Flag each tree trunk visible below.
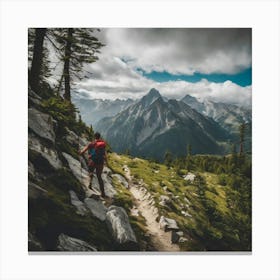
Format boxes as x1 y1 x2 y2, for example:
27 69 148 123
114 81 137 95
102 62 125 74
29 28 47 93
63 28 74 101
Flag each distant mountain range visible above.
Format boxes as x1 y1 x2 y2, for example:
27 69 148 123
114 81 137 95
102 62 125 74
180 94 251 134
72 92 134 125
73 89 251 160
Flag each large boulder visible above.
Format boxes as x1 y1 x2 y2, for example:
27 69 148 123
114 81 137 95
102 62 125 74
28 108 55 144
84 198 108 221
106 206 137 248
69 190 88 216
28 182 48 199
29 134 62 170
159 216 179 231
57 233 97 251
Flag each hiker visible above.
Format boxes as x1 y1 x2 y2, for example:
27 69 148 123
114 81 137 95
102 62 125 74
79 132 107 198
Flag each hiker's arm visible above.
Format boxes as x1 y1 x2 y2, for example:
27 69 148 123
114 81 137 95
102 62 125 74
79 145 89 155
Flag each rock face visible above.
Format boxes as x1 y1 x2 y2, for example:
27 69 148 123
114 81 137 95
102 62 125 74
28 182 48 199
159 216 179 231
106 206 137 248
84 198 108 221
69 190 88 216
57 233 97 251
28 108 56 144
65 127 88 148
62 152 89 186
29 134 62 170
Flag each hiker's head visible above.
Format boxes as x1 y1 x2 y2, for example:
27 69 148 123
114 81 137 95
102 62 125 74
94 132 101 140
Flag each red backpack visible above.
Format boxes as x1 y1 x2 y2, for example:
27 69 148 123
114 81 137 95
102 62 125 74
88 140 106 164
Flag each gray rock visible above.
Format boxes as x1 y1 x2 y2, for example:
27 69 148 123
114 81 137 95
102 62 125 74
159 216 179 231
28 161 35 177
69 190 88 216
29 135 62 170
28 108 55 143
183 172 196 182
179 237 188 243
28 232 43 251
28 88 42 106
65 128 88 148
159 195 171 207
84 197 108 221
90 174 116 198
62 152 89 187
181 210 192 217
171 231 184 243
28 182 48 199
57 233 97 251
103 166 112 176
112 174 129 188
106 205 137 245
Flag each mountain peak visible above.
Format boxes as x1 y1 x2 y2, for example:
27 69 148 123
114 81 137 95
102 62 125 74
147 88 161 97
140 88 162 108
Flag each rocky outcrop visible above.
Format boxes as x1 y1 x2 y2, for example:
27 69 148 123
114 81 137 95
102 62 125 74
28 108 55 144
29 134 62 170
28 182 48 199
106 205 137 247
62 152 89 187
69 190 88 216
84 198 108 221
159 216 179 231
57 233 97 251
65 127 88 148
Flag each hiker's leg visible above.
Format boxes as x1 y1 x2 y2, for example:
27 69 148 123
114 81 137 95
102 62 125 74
96 164 105 197
88 165 94 188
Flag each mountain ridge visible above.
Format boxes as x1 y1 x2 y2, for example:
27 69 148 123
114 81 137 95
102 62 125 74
95 89 230 160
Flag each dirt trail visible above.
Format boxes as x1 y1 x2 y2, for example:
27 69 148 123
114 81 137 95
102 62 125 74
123 165 180 252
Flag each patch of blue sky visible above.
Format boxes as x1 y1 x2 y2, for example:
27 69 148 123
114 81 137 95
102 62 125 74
139 67 252 87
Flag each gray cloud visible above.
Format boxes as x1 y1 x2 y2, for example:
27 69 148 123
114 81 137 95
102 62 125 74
73 28 251 106
97 28 251 75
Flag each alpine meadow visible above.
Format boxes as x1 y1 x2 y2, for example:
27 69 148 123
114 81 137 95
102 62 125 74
28 28 252 252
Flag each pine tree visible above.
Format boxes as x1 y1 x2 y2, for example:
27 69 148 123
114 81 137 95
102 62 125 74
29 28 47 92
164 151 172 168
50 28 104 101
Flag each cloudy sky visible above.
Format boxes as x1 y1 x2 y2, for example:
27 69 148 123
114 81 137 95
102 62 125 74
74 28 252 107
